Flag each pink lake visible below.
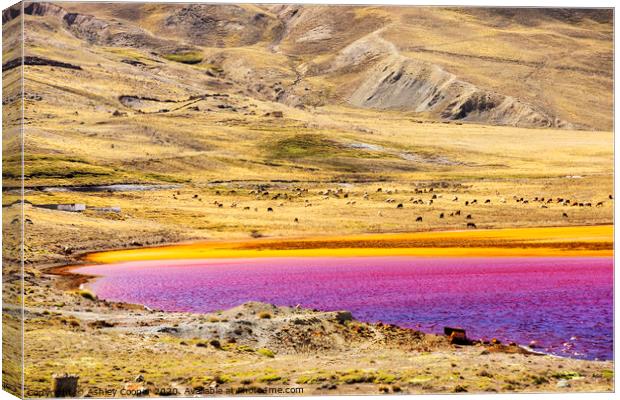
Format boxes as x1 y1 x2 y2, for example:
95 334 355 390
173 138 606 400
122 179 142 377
76 256 613 360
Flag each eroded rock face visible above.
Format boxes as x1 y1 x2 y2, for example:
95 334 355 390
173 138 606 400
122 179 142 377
3 2 66 22
7 1 195 52
341 33 570 128
6 2 108 40
160 5 282 47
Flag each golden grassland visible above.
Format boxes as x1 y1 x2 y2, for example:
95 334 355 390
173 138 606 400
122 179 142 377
14 88 614 186
12 172 613 269
6 8 612 190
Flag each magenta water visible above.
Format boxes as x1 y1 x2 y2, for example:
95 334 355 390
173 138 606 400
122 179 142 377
77 256 613 360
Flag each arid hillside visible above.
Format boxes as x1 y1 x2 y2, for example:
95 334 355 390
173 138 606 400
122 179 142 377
0 2 614 268
0 3 614 190
53 5 613 130
4 4 614 131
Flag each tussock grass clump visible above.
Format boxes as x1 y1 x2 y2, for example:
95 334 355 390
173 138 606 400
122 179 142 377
531 375 549 385
258 374 281 383
407 375 433 386
257 348 275 358
296 375 327 385
258 311 272 319
59 317 81 328
78 289 97 301
339 369 376 384
162 52 203 64
375 372 397 384
214 374 232 384
237 345 255 353
552 371 580 380
601 370 614 379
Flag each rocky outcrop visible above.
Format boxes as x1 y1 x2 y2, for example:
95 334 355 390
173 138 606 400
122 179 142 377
159 5 283 47
3 2 65 24
340 32 571 128
5 2 194 53
133 302 446 354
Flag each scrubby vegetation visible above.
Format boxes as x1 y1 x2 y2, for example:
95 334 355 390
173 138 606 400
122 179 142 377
257 348 275 358
77 289 97 301
258 312 272 319
162 52 204 64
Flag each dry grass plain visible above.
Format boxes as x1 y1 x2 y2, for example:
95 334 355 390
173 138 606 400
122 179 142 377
15 125 613 244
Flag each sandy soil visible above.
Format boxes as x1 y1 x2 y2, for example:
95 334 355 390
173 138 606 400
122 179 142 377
18 298 615 397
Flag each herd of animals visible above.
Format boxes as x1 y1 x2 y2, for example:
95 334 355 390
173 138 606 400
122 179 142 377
169 185 613 230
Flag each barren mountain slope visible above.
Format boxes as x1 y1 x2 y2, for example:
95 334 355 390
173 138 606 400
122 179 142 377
9 3 612 130
378 7 613 129
0 3 613 189
266 5 613 129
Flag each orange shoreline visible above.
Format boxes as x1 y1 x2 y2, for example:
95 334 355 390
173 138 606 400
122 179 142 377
86 225 614 264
